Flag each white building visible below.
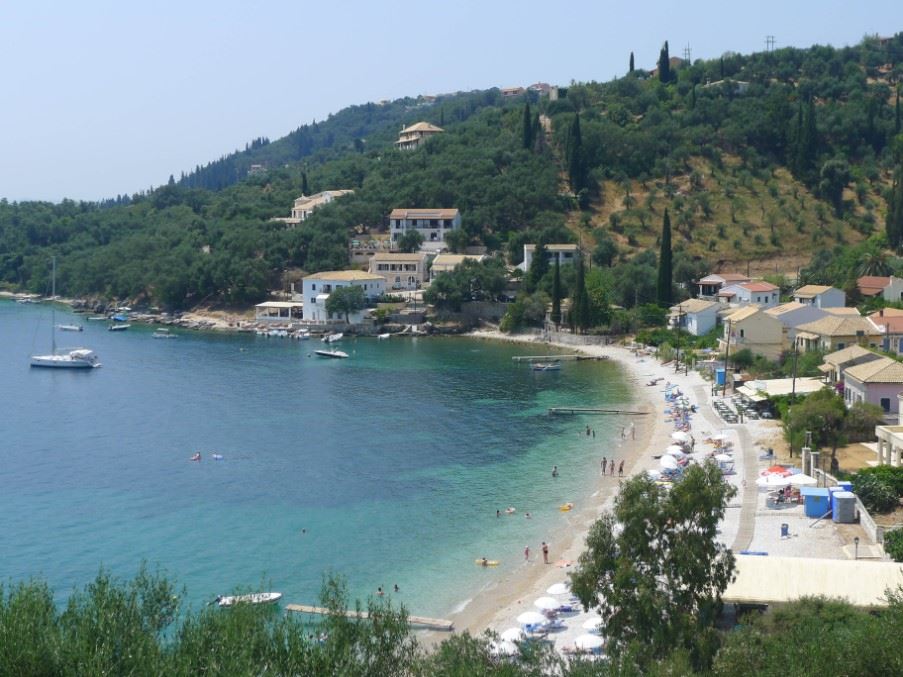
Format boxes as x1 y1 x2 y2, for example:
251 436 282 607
301 270 385 323
857 276 903 302
519 244 580 272
792 285 846 309
272 190 354 226
697 273 750 299
368 252 429 290
764 302 828 347
668 298 720 336
389 208 461 248
430 253 487 279
717 281 779 308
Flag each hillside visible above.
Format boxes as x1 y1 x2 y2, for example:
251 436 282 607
1 33 903 311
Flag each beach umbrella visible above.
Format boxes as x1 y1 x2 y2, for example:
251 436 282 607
660 455 679 470
664 445 686 456
645 469 663 480
546 582 570 596
500 627 526 642
489 640 519 657
574 634 605 650
714 453 733 462
671 431 690 443
788 473 817 487
517 611 547 626
762 465 791 477
582 616 603 631
534 596 559 611
756 474 789 488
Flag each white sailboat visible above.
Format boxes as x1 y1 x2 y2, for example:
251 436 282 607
30 258 101 369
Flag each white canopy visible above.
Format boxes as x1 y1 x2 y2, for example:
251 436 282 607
500 627 526 642
671 431 690 442
489 640 519 656
788 473 817 487
534 596 559 611
714 453 733 462
646 469 663 480
664 445 686 456
756 474 790 488
660 455 679 470
574 634 605 650
581 616 603 631
546 582 570 596
516 611 548 625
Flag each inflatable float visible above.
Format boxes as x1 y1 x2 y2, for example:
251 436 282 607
475 559 500 567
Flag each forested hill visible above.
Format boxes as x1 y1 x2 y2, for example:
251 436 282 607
1 33 903 311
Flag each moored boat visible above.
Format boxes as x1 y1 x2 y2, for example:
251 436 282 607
315 349 349 359
152 328 176 339
532 362 561 371
216 592 282 607
322 332 343 343
57 324 83 332
108 323 131 332
377 333 391 340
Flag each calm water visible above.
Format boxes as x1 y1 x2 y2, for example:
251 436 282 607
0 301 632 617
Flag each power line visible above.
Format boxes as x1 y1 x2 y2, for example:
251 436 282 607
683 44 692 62
765 35 775 52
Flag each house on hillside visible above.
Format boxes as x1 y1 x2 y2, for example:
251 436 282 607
765 302 828 348
272 190 354 226
389 208 461 251
518 244 580 272
668 298 719 337
368 252 429 291
394 122 444 151
843 356 903 417
302 270 385 323
820 345 883 385
501 86 526 98
719 306 783 361
857 275 903 302
868 308 903 354
430 253 487 279
717 281 780 308
794 315 881 353
792 285 845 309
697 273 750 299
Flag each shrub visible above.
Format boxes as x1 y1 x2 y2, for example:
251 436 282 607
853 466 903 497
853 474 898 514
885 529 903 562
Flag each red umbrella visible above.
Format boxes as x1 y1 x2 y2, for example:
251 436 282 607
761 465 792 477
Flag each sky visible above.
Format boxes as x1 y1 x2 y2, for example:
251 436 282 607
1 1 901 202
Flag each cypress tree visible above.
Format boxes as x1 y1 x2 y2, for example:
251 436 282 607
720 56 725 79
551 259 562 328
896 90 900 135
440 108 445 127
690 85 696 110
527 242 549 293
657 209 673 306
888 170 903 251
658 41 671 83
572 256 590 333
523 103 533 150
301 171 310 196
568 113 586 193
629 52 635 73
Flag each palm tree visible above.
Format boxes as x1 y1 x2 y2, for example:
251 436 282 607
857 249 893 277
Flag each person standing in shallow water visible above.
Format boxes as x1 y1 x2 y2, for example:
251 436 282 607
602 457 607 474
541 541 549 563
552 465 559 477
618 460 624 477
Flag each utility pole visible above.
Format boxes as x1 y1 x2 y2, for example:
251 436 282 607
722 319 732 397
683 44 692 63
766 35 775 52
674 305 682 373
788 340 799 456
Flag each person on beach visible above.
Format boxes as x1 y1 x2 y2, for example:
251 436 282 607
552 465 559 477
610 463 615 476
602 457 607 474
541 542 549 564
618 460 624 477
524 545 530 560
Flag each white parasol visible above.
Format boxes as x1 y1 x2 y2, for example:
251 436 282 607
489 640 519 657
546 582 570 596
646 469 663 480
534 596 559 611
671 431 690 443
574 634 605 650
660 455 679 470
581 616 603 631
516 610 548 626
500 627 526 642
788 473 817 487
756 474 789 488
714 453 733 462
664 445 686 456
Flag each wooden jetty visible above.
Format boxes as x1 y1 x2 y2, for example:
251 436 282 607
285 604 454 631
512 355 608 363
548 407 648 416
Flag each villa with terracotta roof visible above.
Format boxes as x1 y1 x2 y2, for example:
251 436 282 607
843 355 903 417
857 275 903 301
794 315 882 353
719 306 783 360
717 281 780 308
272 190 354 226
868 308 903 355
389 208 461 252
430 253 487 278
792 285 845 309
368 252 429 291
301 270 385 323
697 273 750 298
394 122 444 150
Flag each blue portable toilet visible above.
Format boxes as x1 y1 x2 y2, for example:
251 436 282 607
838 481 853 493
715 368 726 386
829 486 845 514
801 487 831 518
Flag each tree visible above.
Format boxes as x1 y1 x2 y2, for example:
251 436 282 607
896 89 901 136
888 168 903 251
398 229 424 253
629 51 635 73
567 113 588 194
570 463 736 670
325 285 366 323
550 259 562 328
522 103 533 150
656 209 672 306
658 41 671 83
784 389 848 464
525 242 549 293
571 256 591 333
301 171 310 195
818 159 851 216
592 230 619 267
857 248 893 277
444 228 469 254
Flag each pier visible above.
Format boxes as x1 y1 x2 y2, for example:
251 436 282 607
511 355 608 363
285 604 454 631
548 407 648 416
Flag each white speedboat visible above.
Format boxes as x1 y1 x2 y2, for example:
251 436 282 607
377 333 391 340
322 332 343 343
532 362 561 371
57 324 83 332
152 328 176 339
315 349 349 359
216 592 282 607
30 258 101 369
108 323 131 332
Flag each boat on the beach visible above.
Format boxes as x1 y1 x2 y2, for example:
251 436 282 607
216 591 282 607
30 258 101 370
322 332 343 343
315 349 349 359
57 324 83 332
108 323 131 332
152 328 176 339
532 362 561 372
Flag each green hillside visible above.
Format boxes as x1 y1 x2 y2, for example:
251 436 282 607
1 34 903 310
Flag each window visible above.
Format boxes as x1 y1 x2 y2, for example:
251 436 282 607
739 329 745 338
881 398 891 413
837 342 845 349
311 284 316 290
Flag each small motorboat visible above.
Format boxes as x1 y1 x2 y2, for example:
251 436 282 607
57 324 83 332
315 349 349 359
152 328 176 339
111 314 129 322
377 333 391 340
294 330 311 340
216 592 282 607
532 362 561 371
322 332 343 343
108 323 131 332
86 315 107 321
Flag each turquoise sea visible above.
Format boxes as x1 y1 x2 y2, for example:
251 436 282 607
0 301 631 618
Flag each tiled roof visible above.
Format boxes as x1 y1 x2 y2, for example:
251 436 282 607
796 315 879 337
389 208 459 219
400 122 444 134
845 356 903 384
793 284 834 297
765 302 807 316
858 276 892 296
369 252 427 262
670 298 719 314
304 270 385 282
725 306 762 323
699 272 749 284
432 254 485 267
739 281 779 292
823 307 862 316
822 345 878 364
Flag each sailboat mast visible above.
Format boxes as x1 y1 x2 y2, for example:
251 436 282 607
51 256 56 354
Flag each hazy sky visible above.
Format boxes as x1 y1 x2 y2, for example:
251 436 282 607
1 1 901 202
